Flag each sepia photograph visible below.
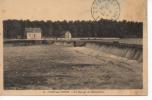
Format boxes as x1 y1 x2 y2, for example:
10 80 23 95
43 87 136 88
0 0 147 95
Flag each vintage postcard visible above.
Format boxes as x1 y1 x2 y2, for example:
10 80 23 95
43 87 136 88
0 0 147 95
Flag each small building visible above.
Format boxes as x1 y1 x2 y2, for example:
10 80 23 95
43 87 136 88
25 28 42 40
64 31 72 39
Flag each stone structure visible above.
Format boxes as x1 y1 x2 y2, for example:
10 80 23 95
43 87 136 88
25 28 42 40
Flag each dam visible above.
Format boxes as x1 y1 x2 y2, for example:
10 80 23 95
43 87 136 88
4 39 143 89
4 39 143 62
2 1 145 91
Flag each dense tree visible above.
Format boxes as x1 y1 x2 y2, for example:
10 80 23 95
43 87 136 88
3 19 143 39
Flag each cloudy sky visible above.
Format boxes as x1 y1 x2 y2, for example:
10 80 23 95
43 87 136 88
0 0 146 22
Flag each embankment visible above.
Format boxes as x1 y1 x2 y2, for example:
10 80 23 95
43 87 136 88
4 39 143 62
84 42 142 62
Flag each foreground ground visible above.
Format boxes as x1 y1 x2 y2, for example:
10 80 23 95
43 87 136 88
4 44 143 89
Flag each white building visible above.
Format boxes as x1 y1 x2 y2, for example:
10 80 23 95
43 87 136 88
25 28 42 40
64 31 72 39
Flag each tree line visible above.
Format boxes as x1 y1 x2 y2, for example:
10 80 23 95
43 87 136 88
3 19 143 39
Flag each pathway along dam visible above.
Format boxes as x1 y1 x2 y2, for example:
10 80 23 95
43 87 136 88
4 39 143 89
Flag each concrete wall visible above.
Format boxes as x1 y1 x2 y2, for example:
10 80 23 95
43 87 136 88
84 42 143 62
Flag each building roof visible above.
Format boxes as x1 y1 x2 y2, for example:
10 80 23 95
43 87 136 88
25 28 42 33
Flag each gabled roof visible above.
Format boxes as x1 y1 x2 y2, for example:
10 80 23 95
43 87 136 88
25 28 42 33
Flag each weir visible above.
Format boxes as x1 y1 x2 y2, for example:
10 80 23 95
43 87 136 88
4 39 143 62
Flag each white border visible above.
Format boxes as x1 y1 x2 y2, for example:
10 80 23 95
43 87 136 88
0 0 150 98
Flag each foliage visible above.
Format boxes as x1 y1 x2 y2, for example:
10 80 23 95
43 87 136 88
3 19 143 39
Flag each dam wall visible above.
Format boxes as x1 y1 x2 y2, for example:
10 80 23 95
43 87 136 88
84 42 142 62
4 39 143 62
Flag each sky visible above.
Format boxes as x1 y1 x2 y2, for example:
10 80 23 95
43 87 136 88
0 0 146 22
